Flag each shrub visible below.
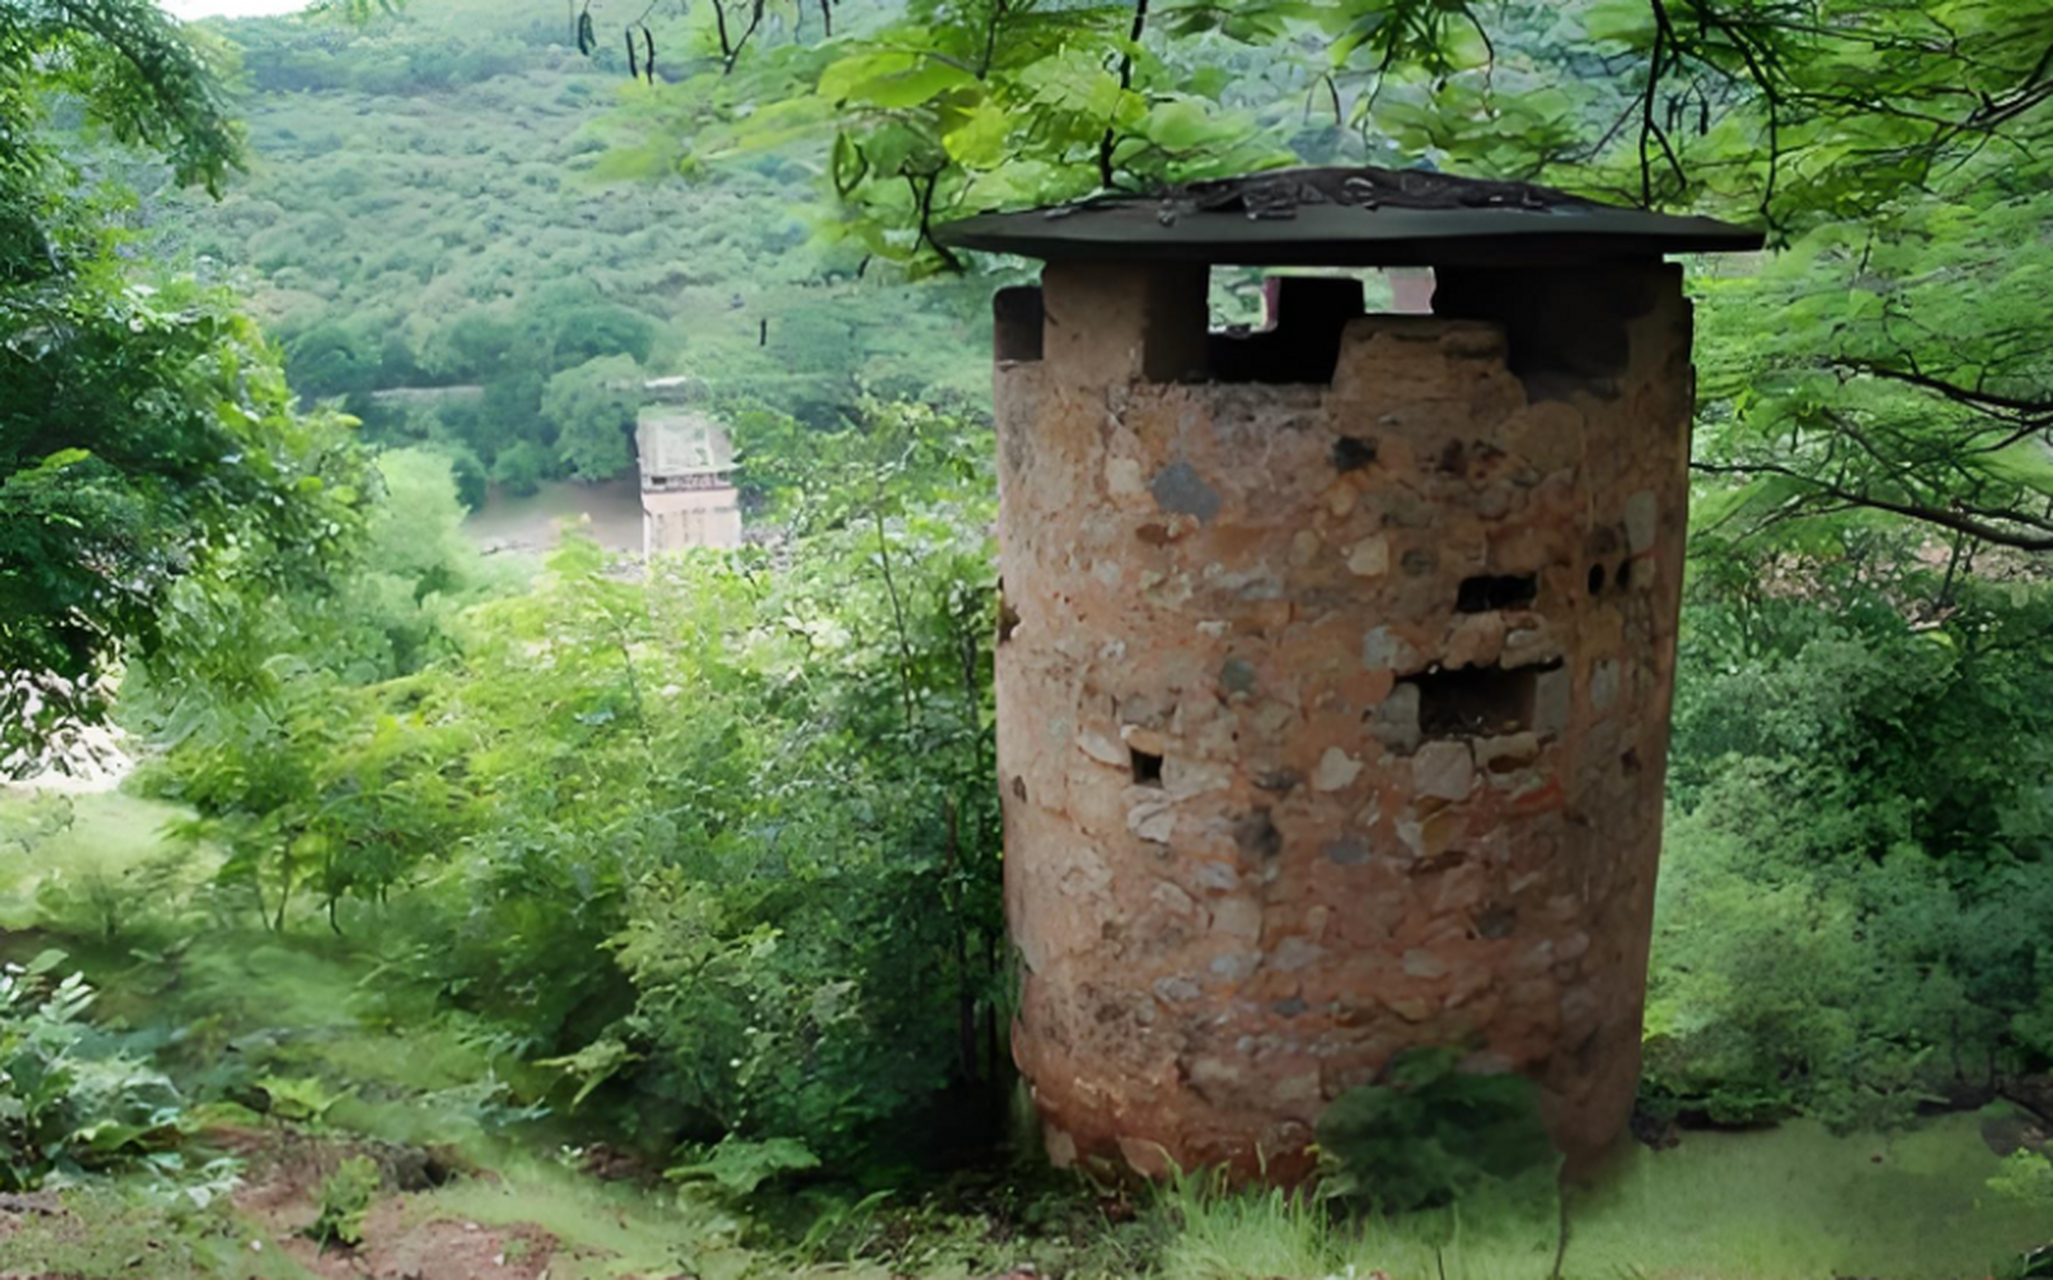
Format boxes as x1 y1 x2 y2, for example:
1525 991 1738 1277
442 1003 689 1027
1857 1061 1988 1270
489 440 554 496
1314 1046 1557 1212
307 1154 382 1249
1650 589 2053 1130
0 954 188 1190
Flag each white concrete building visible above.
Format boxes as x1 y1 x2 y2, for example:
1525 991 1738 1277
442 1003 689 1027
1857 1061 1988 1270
636 381 741 555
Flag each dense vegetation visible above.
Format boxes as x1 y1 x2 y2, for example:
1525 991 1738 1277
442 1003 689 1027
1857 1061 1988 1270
121 410 1005 1172
1 0 367 769
3 0 2051 1275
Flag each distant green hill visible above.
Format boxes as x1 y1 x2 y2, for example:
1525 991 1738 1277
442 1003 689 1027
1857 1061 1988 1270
147 0 994 496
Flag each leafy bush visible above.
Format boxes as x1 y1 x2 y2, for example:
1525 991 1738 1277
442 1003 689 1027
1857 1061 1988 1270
489 440 555 496
1313 1047 1557 1212
142 402 1005 1172
1987 1149 2053 1206
258 1075 352 1127
542 355 641 481
1649 579 2053 1129
0 954 188 1190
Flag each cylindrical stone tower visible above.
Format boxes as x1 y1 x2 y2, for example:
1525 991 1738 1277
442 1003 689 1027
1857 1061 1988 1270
944 168 1761 1181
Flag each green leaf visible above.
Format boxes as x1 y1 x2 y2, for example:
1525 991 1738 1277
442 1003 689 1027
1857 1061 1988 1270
667 1135 821 1195
942 99 1010 167
819 51 975 109
1141 99 1217 151
830 131 869 196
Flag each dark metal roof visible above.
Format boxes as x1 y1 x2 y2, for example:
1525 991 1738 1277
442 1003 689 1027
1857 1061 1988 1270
938 167 1763 266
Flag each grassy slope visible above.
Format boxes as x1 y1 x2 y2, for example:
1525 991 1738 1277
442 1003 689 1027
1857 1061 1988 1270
2 788 2045 1279
0 788 721 1279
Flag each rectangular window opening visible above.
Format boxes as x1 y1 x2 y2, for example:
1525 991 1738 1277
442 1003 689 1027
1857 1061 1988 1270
993 286 1045 363
1405 664 1549 738
1131 748 1164 787
1456 574 1538 613
1201 271 1368 386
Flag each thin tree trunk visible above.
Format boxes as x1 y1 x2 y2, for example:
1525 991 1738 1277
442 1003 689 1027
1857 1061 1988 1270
273 857 293 933
871 498 919 733
945 797 977 1081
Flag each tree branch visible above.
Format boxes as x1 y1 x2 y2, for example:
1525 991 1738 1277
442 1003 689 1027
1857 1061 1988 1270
1834 359 2053 416
1691 460 2053 551
1098 0 1149 190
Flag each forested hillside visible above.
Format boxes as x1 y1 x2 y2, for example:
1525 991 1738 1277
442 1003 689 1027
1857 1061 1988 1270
146 0 995 496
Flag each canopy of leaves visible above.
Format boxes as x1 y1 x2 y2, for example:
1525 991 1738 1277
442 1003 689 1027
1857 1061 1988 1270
2 0 368 773
544 354 644 481
589 0 2053 556
0 0 242 195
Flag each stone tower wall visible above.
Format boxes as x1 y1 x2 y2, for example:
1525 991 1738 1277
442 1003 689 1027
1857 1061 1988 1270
993 258 1693 1180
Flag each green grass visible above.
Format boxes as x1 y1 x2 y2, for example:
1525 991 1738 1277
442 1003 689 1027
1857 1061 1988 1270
406 1152 759 1280
1156 1115 2049 1280
0 785 553 1157
0 1182 321 1280
0 787 203 931
1562 1116 2047 1278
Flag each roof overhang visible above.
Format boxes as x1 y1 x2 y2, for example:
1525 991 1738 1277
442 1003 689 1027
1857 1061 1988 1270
938 167 1764 267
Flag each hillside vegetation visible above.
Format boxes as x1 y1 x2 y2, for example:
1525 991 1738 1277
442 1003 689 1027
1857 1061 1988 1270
148 0 995 496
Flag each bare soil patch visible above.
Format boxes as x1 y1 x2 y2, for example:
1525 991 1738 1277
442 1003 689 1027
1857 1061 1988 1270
217 1128 563 1280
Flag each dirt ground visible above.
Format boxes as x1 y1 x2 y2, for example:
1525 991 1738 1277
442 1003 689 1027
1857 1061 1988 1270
219 1129 582 1280
0 1129 684 1280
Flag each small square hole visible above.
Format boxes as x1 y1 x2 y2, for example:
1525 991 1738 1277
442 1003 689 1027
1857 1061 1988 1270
1131 748 1164 787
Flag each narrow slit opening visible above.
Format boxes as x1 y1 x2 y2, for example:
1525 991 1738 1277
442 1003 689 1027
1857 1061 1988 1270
993 286 1045 363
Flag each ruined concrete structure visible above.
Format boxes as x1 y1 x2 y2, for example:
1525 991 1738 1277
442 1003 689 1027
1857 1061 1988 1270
944 168 1760 1181
637 377 741 555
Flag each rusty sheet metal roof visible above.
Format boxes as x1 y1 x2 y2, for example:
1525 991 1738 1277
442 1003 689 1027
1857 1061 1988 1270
938 167 1763 266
